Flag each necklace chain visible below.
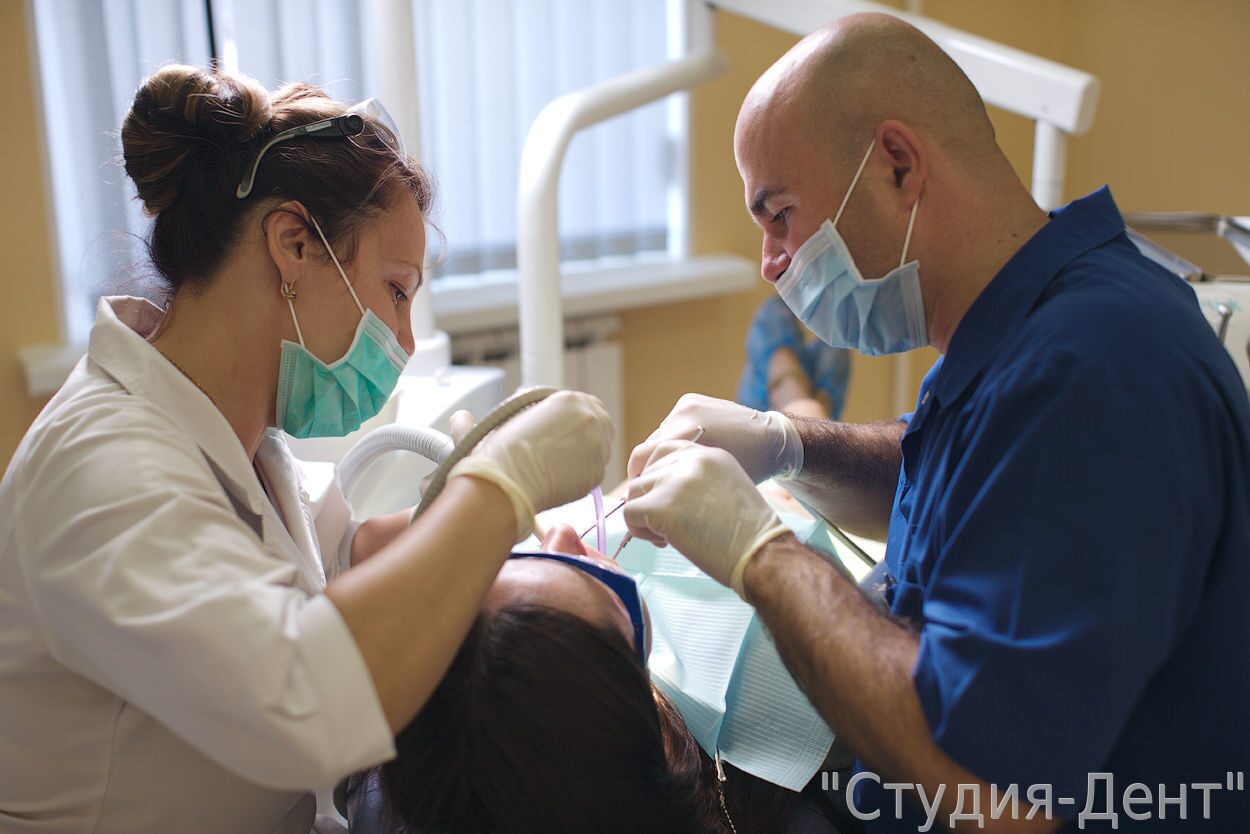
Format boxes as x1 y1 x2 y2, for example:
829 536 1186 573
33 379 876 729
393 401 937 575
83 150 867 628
714 751 739 834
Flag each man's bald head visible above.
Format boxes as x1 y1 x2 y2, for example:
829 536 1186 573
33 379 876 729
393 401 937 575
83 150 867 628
738 13 996 170
734 13 1048 350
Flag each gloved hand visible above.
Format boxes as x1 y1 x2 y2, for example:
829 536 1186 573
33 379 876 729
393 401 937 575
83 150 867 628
627 393 803 485
449 391 613 542
446 409 476 444
624 441 790 597
419 410 478 499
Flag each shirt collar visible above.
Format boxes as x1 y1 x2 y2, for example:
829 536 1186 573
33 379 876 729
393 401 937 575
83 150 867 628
87 296 266 516
931 186 1128 405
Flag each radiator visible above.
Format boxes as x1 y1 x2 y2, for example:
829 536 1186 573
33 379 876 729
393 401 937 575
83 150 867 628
450 315 626 487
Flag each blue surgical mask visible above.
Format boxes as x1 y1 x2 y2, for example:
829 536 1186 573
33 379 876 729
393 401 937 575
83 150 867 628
275 216 410 439
775 139 928 355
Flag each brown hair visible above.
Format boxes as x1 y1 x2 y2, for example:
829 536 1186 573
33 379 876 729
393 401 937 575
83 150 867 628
376 604 811 834
120 63 434 297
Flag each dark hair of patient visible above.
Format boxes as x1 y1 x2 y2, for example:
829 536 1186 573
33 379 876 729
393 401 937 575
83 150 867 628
377 604 808 834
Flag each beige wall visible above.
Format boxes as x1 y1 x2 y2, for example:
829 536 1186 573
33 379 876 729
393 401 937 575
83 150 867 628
1 0 59 467
4 2 1250 465
623 0 1250 452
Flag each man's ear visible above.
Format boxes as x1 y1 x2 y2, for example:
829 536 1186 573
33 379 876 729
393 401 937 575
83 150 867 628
877 120 927 207
262 201 315 290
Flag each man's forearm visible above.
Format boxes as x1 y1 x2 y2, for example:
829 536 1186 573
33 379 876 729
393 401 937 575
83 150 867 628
744 533 926 777
743 535 1059 834
783 417 905 539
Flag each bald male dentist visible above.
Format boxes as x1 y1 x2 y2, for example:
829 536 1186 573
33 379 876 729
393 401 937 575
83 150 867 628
624 13 1250 834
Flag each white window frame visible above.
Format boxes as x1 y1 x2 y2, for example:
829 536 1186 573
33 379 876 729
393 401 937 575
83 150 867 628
421 0 756 336
19 0 758 396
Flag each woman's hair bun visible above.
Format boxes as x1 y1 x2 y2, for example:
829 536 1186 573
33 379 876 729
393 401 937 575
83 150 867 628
121 64 272 216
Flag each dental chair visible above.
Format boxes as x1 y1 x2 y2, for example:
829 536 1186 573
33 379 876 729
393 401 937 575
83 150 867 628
1126 212 1250 396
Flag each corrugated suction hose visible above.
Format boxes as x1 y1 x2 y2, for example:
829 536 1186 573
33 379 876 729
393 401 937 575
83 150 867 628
337 424 457 499
409 386 559 525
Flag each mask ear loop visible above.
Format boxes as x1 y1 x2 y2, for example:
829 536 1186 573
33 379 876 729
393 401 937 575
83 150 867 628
900 195 920 267
307 215 367 317
832 139 877 228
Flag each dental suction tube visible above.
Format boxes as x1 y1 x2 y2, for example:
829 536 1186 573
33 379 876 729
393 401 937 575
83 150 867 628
336 424 457 500
410 387 560 525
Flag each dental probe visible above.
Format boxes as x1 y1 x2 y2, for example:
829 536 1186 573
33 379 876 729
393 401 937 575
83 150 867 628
610 426 705 561
580 497 627 541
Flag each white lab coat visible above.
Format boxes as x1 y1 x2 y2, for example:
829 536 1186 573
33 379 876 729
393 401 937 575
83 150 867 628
0 297 395 833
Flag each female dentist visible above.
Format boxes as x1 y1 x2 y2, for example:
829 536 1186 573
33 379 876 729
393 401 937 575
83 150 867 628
0 65 612 834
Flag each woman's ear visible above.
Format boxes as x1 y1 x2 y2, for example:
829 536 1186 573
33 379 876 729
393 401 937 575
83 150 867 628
262 201 316 290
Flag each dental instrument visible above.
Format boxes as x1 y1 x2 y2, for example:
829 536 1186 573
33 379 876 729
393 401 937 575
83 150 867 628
591 486 607 555
826 522 878 569
580 497 626 543
611 426 705 561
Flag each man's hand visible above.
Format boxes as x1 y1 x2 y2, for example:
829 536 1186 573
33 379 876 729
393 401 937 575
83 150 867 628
628 393 804 484
623 441 789 595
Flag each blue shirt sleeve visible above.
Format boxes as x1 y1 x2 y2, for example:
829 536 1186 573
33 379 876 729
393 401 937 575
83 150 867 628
910 349 1216 803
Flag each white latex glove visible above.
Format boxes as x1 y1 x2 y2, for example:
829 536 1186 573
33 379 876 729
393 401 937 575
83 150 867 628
628 393 803 485
449 391 613 542
419 410 478 499
624 441 790 597
447 409 476 444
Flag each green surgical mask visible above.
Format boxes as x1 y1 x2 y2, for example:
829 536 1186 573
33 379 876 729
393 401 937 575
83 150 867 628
275 216 410 438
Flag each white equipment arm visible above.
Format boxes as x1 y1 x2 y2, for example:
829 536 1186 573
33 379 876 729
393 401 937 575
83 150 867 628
517 0 1100 409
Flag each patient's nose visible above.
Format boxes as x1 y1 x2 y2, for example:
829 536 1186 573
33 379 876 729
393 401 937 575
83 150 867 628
540 524 589 557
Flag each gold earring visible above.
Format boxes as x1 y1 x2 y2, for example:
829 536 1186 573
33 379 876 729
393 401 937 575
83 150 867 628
281 282 297 300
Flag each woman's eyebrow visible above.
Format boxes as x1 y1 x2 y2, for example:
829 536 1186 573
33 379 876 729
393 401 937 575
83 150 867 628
392 258 424 291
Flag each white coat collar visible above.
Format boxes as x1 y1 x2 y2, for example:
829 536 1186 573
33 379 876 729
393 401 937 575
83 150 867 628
88 296 266 516
87 297 326 591
255 429 327 588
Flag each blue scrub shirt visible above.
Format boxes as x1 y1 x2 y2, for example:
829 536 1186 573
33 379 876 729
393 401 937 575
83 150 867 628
857 188 1250 832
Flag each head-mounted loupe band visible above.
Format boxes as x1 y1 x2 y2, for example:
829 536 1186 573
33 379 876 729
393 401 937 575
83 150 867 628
235 98 404 200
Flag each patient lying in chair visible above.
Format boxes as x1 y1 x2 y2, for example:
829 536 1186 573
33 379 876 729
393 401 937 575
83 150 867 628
347 517 854 834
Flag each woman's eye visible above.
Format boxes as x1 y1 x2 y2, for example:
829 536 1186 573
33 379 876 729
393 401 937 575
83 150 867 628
390 283 409 305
